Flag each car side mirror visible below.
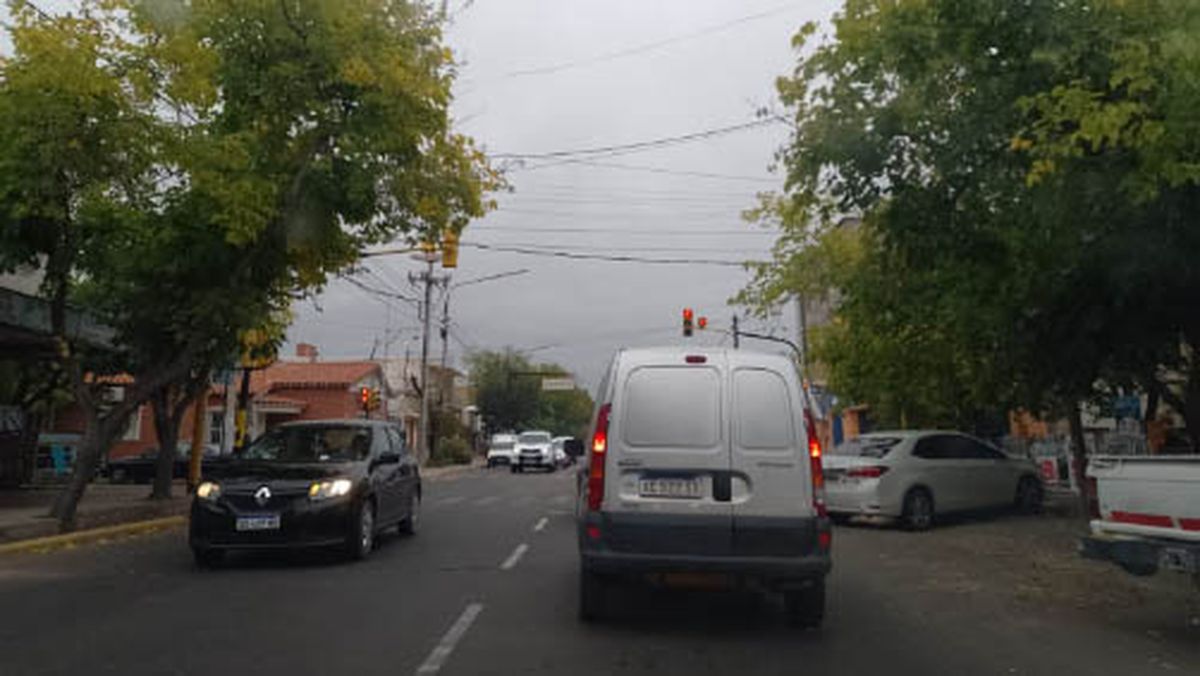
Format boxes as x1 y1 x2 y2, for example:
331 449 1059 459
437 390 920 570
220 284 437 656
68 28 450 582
563 439 584 458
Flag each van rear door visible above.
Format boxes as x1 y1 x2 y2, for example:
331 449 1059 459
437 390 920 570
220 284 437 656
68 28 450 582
728 355 818 557
605 354 732 556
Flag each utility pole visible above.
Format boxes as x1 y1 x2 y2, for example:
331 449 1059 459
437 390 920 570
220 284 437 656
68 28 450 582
794 293 808 375
411 256 448 463
440 285 451 372
732 314 740 349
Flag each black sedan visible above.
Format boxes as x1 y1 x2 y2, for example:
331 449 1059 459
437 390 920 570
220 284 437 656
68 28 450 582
105 445 221 484
189 419 420 566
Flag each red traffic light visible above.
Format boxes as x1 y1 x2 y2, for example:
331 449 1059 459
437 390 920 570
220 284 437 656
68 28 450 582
682 308 694 322
359 387 370 405
698 316 708 330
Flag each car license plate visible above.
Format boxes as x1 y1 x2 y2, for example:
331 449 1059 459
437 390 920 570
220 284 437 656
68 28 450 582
236 514 280 531
1159 546 1198 573
638 477 702 499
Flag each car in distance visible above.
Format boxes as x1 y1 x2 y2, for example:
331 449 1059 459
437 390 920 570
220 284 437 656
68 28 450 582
106 444 221 484
486 433 517 468
577 347 831 627
189 419 420 567
552 436 577 467
514 430 555 473
822 431 1043 530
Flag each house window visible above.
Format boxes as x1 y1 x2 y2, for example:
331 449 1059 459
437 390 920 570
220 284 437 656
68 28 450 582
208 411 224 447
122 407 142 442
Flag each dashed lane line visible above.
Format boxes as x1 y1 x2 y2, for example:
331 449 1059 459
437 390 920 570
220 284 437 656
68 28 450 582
415 602 484 675
533 517 549 532
499 543 529 571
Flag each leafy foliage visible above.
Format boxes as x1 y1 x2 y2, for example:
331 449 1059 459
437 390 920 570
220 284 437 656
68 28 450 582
467 350 594 437
743 0 1200 442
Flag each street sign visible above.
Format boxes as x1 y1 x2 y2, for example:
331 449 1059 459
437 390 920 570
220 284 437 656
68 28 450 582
541 377 575 392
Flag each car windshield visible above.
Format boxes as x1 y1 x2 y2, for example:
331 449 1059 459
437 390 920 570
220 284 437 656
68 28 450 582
492 439 514 450
519 432 551 444
830 436 902 459
240 426 371 463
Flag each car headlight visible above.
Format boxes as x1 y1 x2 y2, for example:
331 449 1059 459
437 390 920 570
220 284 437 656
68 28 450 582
309 478 354 501
196 481 221 501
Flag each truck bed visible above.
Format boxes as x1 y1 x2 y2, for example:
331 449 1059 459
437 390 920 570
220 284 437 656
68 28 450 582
1087 455 1200 543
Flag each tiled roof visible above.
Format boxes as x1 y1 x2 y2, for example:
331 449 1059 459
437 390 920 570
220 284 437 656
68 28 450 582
253 361 381 391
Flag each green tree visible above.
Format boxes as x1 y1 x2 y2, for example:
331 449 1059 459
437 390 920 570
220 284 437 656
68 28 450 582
467 350 541 433
0 0 498 528
742 1 1200 512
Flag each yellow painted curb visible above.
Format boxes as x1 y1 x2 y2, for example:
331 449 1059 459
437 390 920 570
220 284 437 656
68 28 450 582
0 515 186 555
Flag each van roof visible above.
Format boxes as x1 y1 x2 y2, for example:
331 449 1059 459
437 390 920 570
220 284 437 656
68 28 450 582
616 346 794 364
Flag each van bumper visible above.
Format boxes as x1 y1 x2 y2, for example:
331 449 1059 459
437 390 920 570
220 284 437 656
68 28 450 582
579 512 831 584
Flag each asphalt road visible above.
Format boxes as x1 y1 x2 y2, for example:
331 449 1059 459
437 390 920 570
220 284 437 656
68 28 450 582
1 468 1196 675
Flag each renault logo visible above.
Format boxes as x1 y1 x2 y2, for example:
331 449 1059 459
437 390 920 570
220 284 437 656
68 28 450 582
254 486 272 506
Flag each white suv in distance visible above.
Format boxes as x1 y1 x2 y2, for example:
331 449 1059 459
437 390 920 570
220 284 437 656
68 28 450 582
514 430 555 473
577 347 831 626
486 433 517 468
823 431 1043 530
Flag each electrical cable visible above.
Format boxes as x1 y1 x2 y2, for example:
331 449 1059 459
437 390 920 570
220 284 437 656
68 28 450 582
491 119 776 161
459 242 756 266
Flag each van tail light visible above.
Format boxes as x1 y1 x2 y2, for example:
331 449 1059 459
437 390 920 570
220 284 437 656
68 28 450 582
846 466 889 479
587 403 612 511
803 408 827 519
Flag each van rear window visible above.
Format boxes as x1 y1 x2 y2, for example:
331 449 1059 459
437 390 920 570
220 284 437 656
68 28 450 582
621 367 720 448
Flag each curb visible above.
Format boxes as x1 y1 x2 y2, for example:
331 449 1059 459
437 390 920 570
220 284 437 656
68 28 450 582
0 515 186 556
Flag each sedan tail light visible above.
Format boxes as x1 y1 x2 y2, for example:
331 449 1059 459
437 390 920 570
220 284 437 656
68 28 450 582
587 403 612 511
846 466 889 479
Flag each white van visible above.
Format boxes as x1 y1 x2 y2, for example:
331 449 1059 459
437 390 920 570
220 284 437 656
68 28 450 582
576 347 831 626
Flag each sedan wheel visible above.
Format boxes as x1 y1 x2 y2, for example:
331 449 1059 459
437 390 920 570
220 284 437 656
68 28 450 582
902 489 934 531
347 501 375 560
1016 477 1044 514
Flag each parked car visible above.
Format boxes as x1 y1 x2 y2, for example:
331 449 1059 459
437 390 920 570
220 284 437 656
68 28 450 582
486 433 517 468
514 430 555 473
1081 454 1200 577
577 347 831 626
823 431 1043 530
189 419 419 567
106 444 221 484
552 436 576 467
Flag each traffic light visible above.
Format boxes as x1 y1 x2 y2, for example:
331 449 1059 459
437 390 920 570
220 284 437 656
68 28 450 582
368 388 381 411
359 386 370 414
442 230 459 269
698 316 708 330
682 307 694 337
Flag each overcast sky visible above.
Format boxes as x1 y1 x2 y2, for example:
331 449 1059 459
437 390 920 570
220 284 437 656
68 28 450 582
7 0 843 390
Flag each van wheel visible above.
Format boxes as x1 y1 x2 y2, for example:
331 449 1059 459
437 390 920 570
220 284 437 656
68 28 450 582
784 579 825 628
1015 476 1044 515
579 570 609 622
901 488 934 531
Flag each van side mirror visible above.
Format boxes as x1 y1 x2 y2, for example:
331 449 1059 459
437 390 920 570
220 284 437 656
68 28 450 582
563 438 584 458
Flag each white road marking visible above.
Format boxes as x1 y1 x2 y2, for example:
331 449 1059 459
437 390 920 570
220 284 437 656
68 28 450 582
436 496 465 507
475 496 499 507
415 602 484 675
499 543 529 570
532 517 549 532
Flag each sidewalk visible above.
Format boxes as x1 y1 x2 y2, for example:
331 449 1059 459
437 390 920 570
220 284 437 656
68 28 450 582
0 481 190 544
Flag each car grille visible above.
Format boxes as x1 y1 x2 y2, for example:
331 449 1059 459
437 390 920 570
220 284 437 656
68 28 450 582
223 490 307 512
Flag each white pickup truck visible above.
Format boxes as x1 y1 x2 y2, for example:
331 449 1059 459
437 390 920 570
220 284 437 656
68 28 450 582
1081 455 1200 577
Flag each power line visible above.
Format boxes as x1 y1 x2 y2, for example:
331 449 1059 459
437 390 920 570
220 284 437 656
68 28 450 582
460 242 756 267
468 225 774 236
467 241 769 255
494 207 745 220
517 158 778 184
491 119 776 161
502 3 803 78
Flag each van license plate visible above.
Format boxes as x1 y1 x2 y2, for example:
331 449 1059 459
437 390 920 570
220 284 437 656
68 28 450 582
639 477 702 499
236 515 281 531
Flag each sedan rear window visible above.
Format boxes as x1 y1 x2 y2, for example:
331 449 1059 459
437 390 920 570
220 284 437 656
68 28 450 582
519 432 551 444
241 426 372 463
830 436 902 459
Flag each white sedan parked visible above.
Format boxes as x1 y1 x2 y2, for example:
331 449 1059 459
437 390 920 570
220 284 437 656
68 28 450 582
823 431 1043 530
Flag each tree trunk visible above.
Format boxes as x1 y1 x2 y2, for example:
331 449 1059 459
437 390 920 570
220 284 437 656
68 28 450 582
150 388 179 500
50 409 130 531
1067 403 1093 519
